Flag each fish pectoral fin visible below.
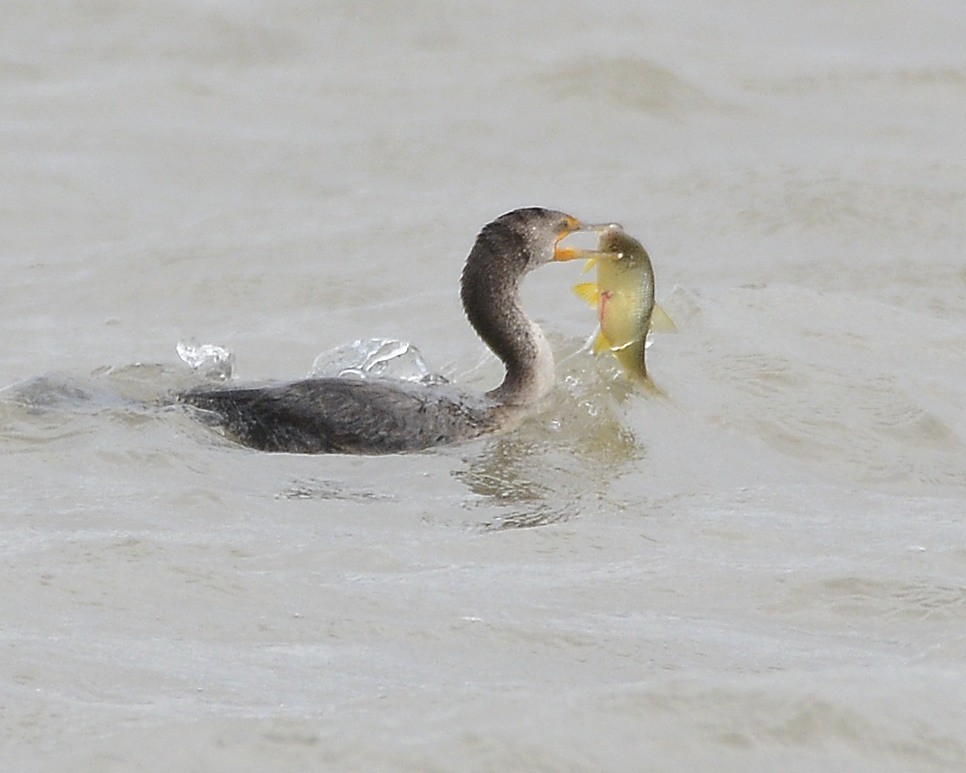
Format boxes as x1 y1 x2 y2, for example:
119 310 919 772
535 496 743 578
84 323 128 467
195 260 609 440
581 258 597 274
572 282 600 307
592 330 612 355
649 304 678 333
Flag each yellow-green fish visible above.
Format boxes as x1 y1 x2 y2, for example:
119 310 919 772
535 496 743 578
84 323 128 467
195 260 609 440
571 226 674 383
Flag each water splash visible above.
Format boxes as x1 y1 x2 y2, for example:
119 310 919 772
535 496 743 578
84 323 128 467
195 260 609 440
308 338 448 385
176 341 235 381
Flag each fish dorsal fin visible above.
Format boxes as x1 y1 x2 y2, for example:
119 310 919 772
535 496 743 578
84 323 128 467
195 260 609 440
649 303 677 333
592 329 612 354
572 282 600 307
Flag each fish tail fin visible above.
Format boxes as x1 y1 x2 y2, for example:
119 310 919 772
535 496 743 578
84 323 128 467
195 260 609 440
613 340 646 376
638 374 667 397
622 367 666 397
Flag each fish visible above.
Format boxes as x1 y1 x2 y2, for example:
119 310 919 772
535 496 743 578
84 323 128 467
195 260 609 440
571 226 675 384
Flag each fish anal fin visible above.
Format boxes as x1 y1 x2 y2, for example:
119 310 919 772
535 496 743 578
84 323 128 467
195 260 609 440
592 330 612 354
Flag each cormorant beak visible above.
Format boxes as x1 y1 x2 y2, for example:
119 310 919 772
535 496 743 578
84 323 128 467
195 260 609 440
553 221 624 262
579 221 624 233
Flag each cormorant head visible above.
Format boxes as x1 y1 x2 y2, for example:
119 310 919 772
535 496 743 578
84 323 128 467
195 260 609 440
480 207 617 274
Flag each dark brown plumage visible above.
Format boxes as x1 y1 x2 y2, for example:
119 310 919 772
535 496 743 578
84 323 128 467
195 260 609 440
181 208 584 454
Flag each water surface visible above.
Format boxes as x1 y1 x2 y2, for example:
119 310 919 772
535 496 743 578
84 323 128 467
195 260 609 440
2 1 965 770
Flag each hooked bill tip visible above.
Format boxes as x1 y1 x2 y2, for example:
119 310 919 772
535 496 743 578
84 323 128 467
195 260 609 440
578 221 623 234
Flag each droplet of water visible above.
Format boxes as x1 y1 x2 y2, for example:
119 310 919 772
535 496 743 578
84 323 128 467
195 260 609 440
308 338 448 384
176 341 235 381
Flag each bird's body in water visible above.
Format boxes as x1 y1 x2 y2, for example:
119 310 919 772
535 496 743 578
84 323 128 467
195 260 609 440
181 208 606 454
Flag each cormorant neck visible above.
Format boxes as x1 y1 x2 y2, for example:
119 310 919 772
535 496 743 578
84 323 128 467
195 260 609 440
460 230 555 406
